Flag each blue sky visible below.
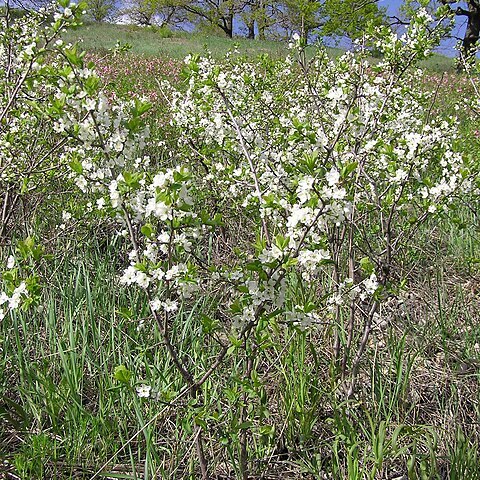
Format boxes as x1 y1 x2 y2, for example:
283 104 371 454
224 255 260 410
380 0 467 56
380 0 404 16
322 0 465 57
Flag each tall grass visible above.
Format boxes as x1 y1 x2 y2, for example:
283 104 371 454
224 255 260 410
2 210 480 478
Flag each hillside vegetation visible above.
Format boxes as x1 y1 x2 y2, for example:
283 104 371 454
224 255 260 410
64 22 460 70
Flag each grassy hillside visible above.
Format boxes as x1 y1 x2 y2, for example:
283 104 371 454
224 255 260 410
63 22 297 59
64 21 457 72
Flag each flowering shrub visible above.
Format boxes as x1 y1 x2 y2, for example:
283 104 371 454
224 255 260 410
0 238 44 320
164 8 466 394
47 6 465 475
0 0 91 318
0 257 28 321
1 2 471 477
0 0 89 230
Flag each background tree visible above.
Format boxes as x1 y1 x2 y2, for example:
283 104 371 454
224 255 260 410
441 0 480 64
183 0 246 38
123 0 157 25
322 0 386 41
114 0 385 42
242 0 277 39
122 0 186 27
273 0 385 43
276 0 322 42
86 0 116 22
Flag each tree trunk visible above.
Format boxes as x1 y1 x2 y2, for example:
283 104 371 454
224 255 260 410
227 12 234 38
258 24 266 40
462 2 480 62
256 0 267 40
451 0 480 70
220 11 234 38
247 19 255 39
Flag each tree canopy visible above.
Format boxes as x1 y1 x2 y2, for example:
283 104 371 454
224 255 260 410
85 0 386 43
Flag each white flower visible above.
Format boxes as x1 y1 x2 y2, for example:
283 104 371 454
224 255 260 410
392 169 408 183
326 87 345 103
165 264 186 281
24 43 35 56
162 299 178 313
297 176 315 204
9 293 22 309
151 268 165 280
258 245 283 264
363 273 379 295
75 176 87 192
325 168 340 187
247 280 259 295
14 283 27 296
152 172 169 188
136 271 150 289
0 292 9 305
287 205 312 229
145 198 170 220
7 256 15 269
120 265 137 285
136 384 151 398
150 298 162 311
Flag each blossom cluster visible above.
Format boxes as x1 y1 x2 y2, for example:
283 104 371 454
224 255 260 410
0 257 29 320
57 7 467 336
162 18 466 329
0 282 28 321
2 2 467 342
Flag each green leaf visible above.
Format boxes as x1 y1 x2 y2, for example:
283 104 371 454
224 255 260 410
69 159 83 174
274 234 289 250
246 260 262 272
117 307 133 320
134 262 147 273
238 421 253 430
113 365 132 384
282 257 298 269
201 315 218 334
64 46 84 67
359 257 374 275
341 161 358 178
140 223 154 239
133 98 152 116
20 178 29 194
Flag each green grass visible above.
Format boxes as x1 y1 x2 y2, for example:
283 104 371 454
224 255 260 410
419 53 457 73
65 24 287 59
2 213 480 478
63 21 456 72
63 23 300 59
